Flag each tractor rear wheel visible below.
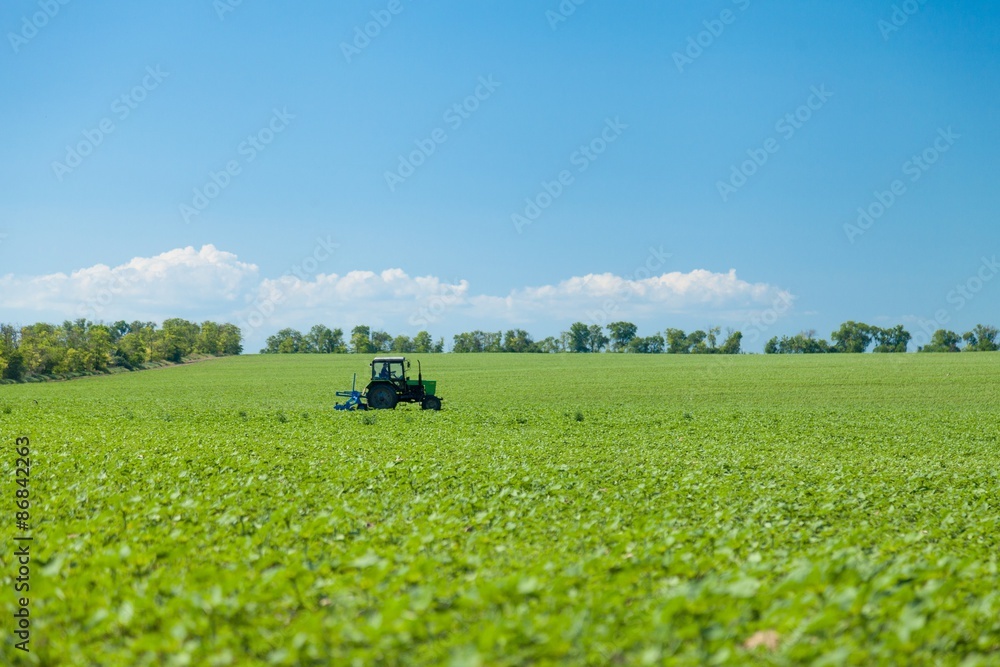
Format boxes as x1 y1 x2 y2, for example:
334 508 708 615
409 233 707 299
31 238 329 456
367 384 398 410
421 396 442 411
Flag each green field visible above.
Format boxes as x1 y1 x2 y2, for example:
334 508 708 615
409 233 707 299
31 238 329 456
2 354 999 665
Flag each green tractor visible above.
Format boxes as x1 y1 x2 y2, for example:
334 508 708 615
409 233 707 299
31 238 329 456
364 356 442 411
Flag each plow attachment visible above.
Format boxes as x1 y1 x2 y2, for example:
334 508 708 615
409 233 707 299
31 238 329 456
334 374 366 411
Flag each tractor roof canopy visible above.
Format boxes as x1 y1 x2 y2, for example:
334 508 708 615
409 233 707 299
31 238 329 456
372 357 406 364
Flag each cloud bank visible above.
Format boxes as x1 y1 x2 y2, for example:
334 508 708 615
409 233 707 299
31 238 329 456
0 245 793 345
1 245 258 320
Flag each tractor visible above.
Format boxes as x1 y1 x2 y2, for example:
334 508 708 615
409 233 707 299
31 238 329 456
337 357 442 411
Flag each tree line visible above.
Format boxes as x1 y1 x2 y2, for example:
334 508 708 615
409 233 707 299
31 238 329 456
453 323 743 354
261 325 445 354
0 319 243 383
764 322 999 354
263 320 1000 355
262 322 744 354
7 318 989 382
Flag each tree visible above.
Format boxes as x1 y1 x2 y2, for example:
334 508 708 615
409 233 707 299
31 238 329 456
687 330 709 354
871 325 911 353
133 322 158 360
218 323 244 355
19 323 63 374
919 329 962 353
371 330 393 353
606 321 638 352
306 325 344 353
196 321 222 355
831 321 874 353
963 324 999 352
587 324 609 353
483 331 503 353
413 331 435 353
351 325 376 354
503 329 535 353
453 330 492 353
86 324 113 371
451 330 499 353
627 335 665 353
0 324 18 352
665 328 689 354
705 326 721 352
452 332 480 353
160 318 199 362
1 350 24 381
115 331 147 368
391 335 415 353
261 328 305 354
765 331 832 354
1 318 238 380
536 336 561 353
719 329 742 355
566 323 590 353
0 325 22 380
110 320 130 342
60 319 87 353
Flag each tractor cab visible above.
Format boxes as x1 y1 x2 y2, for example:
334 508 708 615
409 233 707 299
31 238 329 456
371 357 407 387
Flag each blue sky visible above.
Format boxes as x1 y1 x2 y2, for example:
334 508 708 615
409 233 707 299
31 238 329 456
1 0 998 352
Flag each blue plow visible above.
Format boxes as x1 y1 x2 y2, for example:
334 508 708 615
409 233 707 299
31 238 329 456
334 373 366 411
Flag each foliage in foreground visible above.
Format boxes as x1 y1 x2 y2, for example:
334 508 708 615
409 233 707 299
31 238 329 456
1 354 999 665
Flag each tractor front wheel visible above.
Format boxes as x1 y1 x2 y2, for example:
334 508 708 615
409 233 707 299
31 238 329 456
421 396 442 411
367 384 398 410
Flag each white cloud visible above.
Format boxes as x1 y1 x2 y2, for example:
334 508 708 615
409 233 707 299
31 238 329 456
0 245 258 319
464 269 792 323
241 270 469 330
254 269 467 307
0 245 793 344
